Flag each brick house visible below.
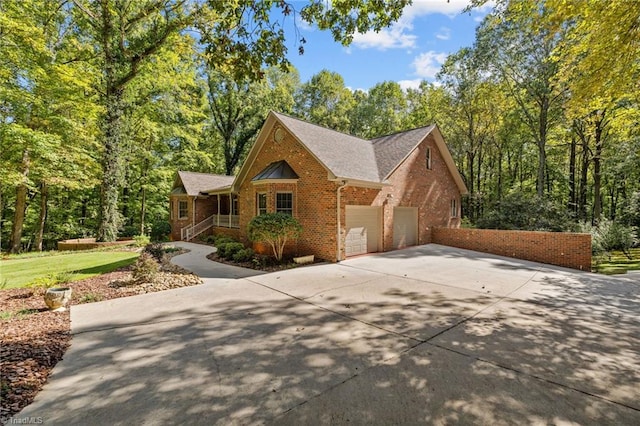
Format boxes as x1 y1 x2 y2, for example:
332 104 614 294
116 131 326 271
169 111 468 261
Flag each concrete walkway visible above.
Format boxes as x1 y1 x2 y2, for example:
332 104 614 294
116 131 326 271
11 243 640 425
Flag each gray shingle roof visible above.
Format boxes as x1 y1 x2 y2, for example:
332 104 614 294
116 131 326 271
275 113 438 183
371 125 436 179
176 171 234 196
275 113 381 182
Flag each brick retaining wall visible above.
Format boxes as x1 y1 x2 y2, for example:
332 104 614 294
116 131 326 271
432 228 592 271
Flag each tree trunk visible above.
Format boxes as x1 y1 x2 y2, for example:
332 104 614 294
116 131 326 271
592 111 606 224
568 134 577 214
96 87 125 242
536 96 549 197
139 186 146 236
34 181 48 251
10 151 30 253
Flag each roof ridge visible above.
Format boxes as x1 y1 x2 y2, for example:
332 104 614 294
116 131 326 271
272 111 371 144
178 170 232 177
369 124 435 144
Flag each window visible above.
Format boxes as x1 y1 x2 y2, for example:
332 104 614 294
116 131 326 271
231 195 239 215
256 193 267 215
426 147 432 170
276 192 293 215
170 200 174 220
178 200 188 219
451 199 458 218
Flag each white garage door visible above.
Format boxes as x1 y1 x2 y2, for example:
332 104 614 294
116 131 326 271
393 207 418 249
345 206 381 257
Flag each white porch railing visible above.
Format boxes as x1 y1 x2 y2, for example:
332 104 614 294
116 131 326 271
213 214 239 229
181 214 239 241
181 215 214 241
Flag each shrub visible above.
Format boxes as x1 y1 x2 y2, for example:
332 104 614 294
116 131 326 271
214 235 236 246
247 213 302 262
133 235 151 247
232 248 254 263
144 243 165 262
54 271 75 284
132 252 159 283
26 276 58 295
151 220 172 241
582 219 637 257
217 242 245 260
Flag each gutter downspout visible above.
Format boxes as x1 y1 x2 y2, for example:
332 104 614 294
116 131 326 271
336 180 348 262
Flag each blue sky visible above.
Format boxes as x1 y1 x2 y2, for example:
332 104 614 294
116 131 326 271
282 0 494 91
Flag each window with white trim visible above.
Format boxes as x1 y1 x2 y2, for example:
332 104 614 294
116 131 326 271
178 200 188 219
231 194 239 215
256 193 267 215
426 147 432 170
276 192 293 216
451 199 458 218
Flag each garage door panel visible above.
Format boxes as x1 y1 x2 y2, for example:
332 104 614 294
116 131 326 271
393 207 418 249
345 206 381 257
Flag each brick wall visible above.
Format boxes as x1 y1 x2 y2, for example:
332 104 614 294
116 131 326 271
169 195 191 241
432 228 592 271
169 195 215 241
237 125 339 261
340 134 462 257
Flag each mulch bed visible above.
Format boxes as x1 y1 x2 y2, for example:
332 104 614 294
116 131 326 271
0 250 201 423
205 248 323 272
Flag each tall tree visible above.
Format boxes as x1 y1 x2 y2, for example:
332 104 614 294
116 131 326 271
0 0 98 252
71 0 192 242
70 0 410 241
206 66 299 175
350 81 408 138
294 70 355 131
475 3 565 197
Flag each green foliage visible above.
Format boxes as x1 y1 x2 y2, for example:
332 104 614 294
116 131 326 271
144 243 166 262
26 275 58 294
620 191 640 230
232 248 255 263
211 235 237 246
247 213 302 262
217 242 246 260
582 220 637 257
476 192 572 232
79 292 103 303
294 70 355 132
151 221 172 242
133 235 151 247
25 270 75 294
132 252 159 283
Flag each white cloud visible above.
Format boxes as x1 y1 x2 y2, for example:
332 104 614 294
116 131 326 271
398 79 423 91
403 0 495 19
436 27 451 40
412 51 448 79
352 23 417 50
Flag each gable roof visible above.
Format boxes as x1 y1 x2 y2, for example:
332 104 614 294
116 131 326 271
174 171 234 196
371 125 436 180
233 111 468 195
274 113 381 183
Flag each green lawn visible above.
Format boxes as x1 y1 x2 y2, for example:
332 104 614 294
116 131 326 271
0 251 140 289
593 248 640 275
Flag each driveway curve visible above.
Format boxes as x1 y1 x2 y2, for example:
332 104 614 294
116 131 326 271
11 243 640 425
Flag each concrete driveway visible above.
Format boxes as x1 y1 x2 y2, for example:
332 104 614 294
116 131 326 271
12 243 640 425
